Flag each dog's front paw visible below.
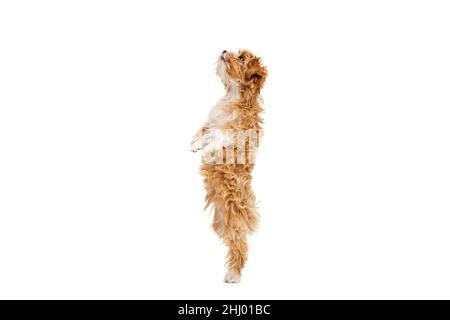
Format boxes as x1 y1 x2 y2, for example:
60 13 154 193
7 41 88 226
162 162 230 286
191 145 202 153
224 269 241 283
190 136 202 153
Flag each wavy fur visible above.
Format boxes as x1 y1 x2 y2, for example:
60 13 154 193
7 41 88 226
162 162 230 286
191 49 267 283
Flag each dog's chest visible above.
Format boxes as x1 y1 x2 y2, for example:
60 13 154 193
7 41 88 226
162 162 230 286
207 90 239 128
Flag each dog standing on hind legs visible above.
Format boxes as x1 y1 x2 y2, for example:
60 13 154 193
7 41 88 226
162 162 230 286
191 49 267 283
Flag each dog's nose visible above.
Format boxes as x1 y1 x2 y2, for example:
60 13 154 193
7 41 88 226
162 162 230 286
222 50 227 55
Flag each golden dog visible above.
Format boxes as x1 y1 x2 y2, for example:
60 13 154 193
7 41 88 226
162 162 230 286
191 49 267 283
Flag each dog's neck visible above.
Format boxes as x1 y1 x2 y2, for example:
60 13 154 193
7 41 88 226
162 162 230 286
223 82 240 102
224 82 260 103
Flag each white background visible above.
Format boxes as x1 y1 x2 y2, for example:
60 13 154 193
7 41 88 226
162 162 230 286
1 1 449 299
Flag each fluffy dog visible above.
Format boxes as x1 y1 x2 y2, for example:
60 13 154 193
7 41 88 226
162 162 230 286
191 49 267 283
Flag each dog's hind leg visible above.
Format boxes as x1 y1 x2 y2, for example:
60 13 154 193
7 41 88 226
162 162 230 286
223 226 248 283
224 229 248 283
220 169 260 283
222 199 259 283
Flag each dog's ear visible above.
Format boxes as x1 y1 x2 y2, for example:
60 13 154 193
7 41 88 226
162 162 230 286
250 70 264 81
245 58 267 91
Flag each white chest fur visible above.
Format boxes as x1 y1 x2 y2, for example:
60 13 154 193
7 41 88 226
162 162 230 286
207 85 240 128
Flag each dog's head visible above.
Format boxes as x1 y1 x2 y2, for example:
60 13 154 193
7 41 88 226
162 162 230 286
216 49 267 92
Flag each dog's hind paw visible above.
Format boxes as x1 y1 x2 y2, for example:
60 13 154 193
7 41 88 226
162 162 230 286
224 269 241 283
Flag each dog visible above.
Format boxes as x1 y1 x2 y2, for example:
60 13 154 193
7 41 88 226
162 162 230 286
191 49 267 283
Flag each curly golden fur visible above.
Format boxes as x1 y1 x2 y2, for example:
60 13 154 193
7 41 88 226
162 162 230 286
191 49 267 283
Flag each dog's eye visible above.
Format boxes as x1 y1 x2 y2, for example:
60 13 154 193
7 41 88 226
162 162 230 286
239 55 244 62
